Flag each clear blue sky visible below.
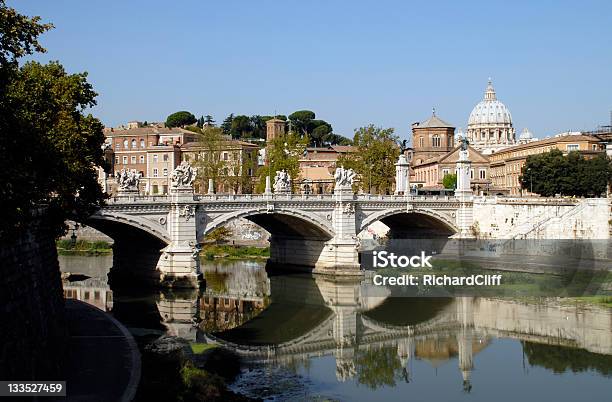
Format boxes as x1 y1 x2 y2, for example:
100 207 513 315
11 0 612 142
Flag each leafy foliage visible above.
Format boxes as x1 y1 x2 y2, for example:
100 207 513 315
205 227 233 244
256 131 308 192
165 110 196 128
337 125 400 194
355 346 403 389
520 149 611 197
442 172 457 189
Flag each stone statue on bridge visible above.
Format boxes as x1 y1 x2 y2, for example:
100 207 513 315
273 169 291 193
334 166 356 190
171 161 197 188
115 168 140 192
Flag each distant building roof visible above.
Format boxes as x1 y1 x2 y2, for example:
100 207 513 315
415 114 455 129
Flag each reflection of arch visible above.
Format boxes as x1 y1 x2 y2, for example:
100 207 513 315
362 298 455 328
88 210 170 244
204 208 335 240
360 209 458 234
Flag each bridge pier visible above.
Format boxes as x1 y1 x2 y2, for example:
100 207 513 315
313 190 361 275
156 187 201 288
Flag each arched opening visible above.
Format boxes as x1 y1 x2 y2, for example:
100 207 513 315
363 297 454 328
208 273 331 346
380 212 456 239
82 216 168 287
204 210 335 272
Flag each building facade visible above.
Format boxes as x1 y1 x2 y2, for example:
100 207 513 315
181 140 259 194
466 79 516 155
411 112 455 165
412 145 492 194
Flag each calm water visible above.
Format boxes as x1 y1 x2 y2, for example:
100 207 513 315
59 255 612 402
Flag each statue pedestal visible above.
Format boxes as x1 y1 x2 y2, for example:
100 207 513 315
156 242 201 288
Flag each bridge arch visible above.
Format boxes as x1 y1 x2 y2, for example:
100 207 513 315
82 210 171 286
360 208 458 238
203 207 335 241
87 210 170 244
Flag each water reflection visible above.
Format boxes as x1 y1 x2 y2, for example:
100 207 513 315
60 255 612 401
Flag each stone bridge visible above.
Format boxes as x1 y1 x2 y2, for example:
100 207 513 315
86 187 473 287
85 184 609 287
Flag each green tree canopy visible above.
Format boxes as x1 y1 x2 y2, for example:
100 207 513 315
221 113 234 135
165 110 196 128
443 172 457 189
520 149 611 197
337 125 400 194
230 114 252 139
288 110 315 135
0 2 105 238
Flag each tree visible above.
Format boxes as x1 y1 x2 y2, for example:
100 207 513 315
326 133 352 146
337 125 400 194
256 131 308 193
192 127 228 193
205 227 232 244
0 2 105 238
250 115 270 139
196 115 205 128
520 150 611 197
165 111 196 128
443 173 457 189
230 115 252 139
204 115 215 126
310 122 333 147
221 113 234 135
288 110 315 135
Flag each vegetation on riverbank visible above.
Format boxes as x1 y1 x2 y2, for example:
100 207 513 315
136 336 252 402
201 245 269 261
56 239 112 255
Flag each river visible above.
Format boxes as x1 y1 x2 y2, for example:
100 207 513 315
59 254 612 401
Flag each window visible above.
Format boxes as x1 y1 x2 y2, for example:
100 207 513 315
114 156 119 164
247 168 253 176
222 152 228 161
479 169 486 179
470 169 474 179
153 168 158 177
432 135 441 147
153 154 158 163
139 155 145 163
592 144 598 151
163 154 169 162
418 137 424 148
140 139 145 148
123 139 128 149
163 168 168 177
131 156 136 163
442 168 450 177
131 139 136 148
122 156 128 164
566 144 579 151
115 143 120 150
152 185 158 194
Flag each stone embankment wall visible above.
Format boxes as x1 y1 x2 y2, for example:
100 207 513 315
0 218 66 380
473 198 610 239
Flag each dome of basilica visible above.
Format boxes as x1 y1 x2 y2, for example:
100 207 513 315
465 79 516 155
468 80 512 126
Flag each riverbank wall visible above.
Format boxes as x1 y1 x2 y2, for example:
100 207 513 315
0 217 66 380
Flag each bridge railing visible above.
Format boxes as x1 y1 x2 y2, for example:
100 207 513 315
104 193 467 204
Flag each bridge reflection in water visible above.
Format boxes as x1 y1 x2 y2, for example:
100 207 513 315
60 256 612 396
